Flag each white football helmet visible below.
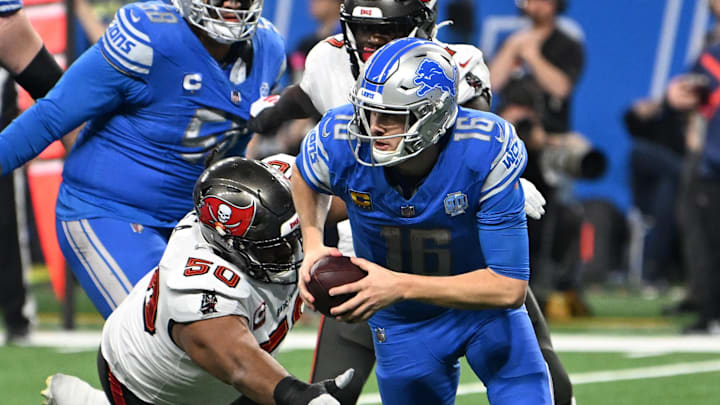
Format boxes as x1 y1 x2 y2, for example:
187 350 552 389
347 37 458 167
172 0 264 44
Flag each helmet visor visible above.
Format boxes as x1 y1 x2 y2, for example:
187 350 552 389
232 229 303 283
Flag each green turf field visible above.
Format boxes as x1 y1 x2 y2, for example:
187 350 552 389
2 275 718 404
3 345 720 404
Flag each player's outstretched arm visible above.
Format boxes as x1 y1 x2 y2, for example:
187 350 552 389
171 315 353 405
290 170 341 308
0 44 136 175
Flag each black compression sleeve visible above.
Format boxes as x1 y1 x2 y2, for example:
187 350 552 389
249 85 322 134
275 84 322 121
14 45 63 100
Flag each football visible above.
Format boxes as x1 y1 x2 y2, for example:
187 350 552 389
306 256 367 317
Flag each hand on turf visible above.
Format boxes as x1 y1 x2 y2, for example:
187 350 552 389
329 257 405 322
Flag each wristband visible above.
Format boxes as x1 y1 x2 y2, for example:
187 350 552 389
273 376 309 405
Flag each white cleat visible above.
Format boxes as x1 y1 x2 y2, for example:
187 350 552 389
41 373 110 405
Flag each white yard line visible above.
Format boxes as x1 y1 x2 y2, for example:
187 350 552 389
11 331 720 354
7 330 720 404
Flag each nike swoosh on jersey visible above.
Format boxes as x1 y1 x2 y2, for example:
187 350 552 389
459 58 472 68
130 10 141 23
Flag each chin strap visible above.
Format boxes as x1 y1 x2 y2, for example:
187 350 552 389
430 20 453 42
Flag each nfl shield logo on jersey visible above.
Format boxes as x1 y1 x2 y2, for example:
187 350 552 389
374 327 386 343
231 90 242 105
260 82 270 97
200 292 218 315
444 192 468 216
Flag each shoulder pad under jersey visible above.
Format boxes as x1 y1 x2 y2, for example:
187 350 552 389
443 43 492 107
99 1 181 77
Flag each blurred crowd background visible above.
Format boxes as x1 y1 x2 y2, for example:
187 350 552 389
5 0 720 342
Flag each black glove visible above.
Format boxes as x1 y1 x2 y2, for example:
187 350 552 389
273 368 354 405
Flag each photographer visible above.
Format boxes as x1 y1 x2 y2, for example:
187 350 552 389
666 66 720 333
496 78 604 318
623 77 700 287
490 0 584 134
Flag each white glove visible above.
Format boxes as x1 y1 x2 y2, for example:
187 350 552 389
250 94 280 118
520 178 546 220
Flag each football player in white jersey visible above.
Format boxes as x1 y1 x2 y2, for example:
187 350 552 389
249 1 572 404
43 157 352 405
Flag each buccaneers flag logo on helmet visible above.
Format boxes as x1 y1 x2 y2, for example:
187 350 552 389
198 196 256 237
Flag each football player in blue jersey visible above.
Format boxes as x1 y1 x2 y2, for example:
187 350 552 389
293 37 552 405
0 0 286 318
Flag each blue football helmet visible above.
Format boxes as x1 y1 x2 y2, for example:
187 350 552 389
347 37 459 167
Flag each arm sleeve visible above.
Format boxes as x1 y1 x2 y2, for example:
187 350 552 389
248 85 321 134
0 44 139 174
13 45 63 100
476 186 529 280
476 120 530 280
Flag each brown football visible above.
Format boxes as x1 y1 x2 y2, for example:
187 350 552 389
306 256 367 317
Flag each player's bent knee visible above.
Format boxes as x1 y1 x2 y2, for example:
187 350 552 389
487 370 554 405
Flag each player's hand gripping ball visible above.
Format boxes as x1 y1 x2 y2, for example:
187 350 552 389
306 256 367 317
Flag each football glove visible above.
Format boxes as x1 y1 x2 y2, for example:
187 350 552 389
250 95 280 118
520 178 546 220
274 368 354 405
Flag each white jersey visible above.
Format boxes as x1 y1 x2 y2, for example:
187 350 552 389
300 34 493 256
101 213 302 405
300 34 492 116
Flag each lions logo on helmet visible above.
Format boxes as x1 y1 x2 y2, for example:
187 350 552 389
347 37 459 167
414 58 457 98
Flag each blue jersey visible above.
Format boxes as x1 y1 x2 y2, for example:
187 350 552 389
0 0 21 15
0 1 285 227
297 105 529 324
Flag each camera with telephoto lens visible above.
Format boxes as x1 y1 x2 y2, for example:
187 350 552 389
540 134 606 184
